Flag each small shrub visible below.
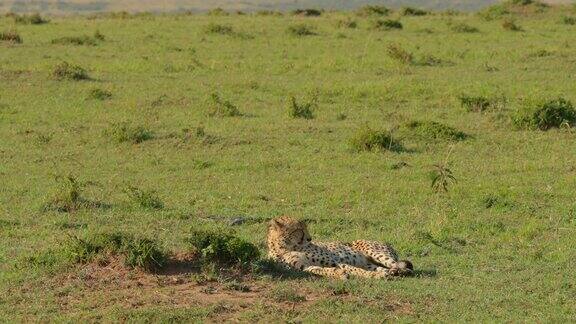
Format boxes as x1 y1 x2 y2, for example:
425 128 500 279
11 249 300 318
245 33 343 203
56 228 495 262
386 44 413 65
400 7 428 16
459 96 492 112
64 233 166 271
430 164 457 193
416 54 450 67
451 23 479 33
562 16 576 25
204 23 234 35
207 8 229 16
188 230 260 265
14 13 49 25
88 88 112 100
336 18 357 29
349 126 403 152
123 238 167 271
479 4 510 20
209 93 242 117
404 120 467 141
52 62 89 81
356 5 390 17
288 96 315 119
0 30 22 44
268 285 306 303
513 98 576 130
292 9 322 17
255 10 283 17
107 123 154 144
125 186 164 210
42 176 102 213
287 24 317 36
336 113 347 121
51 35 98 46
371 19 403 31
94 30 106 41
502 18 522 31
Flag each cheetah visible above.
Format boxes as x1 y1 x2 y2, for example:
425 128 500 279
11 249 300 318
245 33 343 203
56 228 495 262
267 216 413 279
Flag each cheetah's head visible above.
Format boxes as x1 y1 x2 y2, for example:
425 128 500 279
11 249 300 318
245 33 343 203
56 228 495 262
267 216 312 251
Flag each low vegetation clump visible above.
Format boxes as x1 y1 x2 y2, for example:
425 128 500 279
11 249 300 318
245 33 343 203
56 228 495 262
52 62 89 81
204 23 234 35
292 9 322 17
502 18 523 31
386 44 413 65
188 230 260 266
288 96 315 119
51 35 100 46
371 19 403 31
451 23 479 33
400 7 428 16
459 95 495 112
404 120 467 141
13 13 49 25
349 126 403 152
42 176 103 213
124 186 164 210
268 285 306 303
64 233 167 271
207 8 229 16
88 88 112 100
356 5 390 17
209 93 242 117
562 16 576 25
106 123 154 144
287 24 317 36
513 98 576 130
478 5 510 20
0 30 22 44
430 164 457 193
336 18 357 29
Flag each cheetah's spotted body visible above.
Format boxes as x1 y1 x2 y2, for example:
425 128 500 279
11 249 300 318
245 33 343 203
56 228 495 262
267 216 413 279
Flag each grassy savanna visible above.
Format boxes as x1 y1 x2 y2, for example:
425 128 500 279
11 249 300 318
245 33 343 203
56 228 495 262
1 3 576 322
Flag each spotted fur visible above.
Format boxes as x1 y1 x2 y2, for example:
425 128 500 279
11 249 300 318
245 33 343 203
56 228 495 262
267 216 413 279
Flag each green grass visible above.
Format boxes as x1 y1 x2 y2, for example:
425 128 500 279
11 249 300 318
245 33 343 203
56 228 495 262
1 6 575 322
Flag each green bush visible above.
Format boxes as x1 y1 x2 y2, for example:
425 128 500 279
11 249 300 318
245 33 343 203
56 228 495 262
513 98 576 130
188 230 260 265
13 13 49 25
64 233 166 271
451 23 479 33
562 16 576 25
204 23 234 35
292 9 322 17
400 7 428 16
125 186 164 210
356 5 390 17
404 120 467 141
209 93 242 117
107 123 153 144
287 24 317 36
349 126 403 152
42 176 103 213
478 5 510 20
336 18 357 29
288 96 315 119
459 95 492 112
88 88 112 100
52 62 89 81
0 30 22 44
386 44 413 65
371 19 403 31
502 18 522 31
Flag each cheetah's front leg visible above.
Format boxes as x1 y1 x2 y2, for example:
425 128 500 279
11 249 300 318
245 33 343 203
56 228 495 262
337 264 396 279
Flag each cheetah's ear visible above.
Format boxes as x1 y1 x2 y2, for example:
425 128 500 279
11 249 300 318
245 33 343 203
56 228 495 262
271 218 284 228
